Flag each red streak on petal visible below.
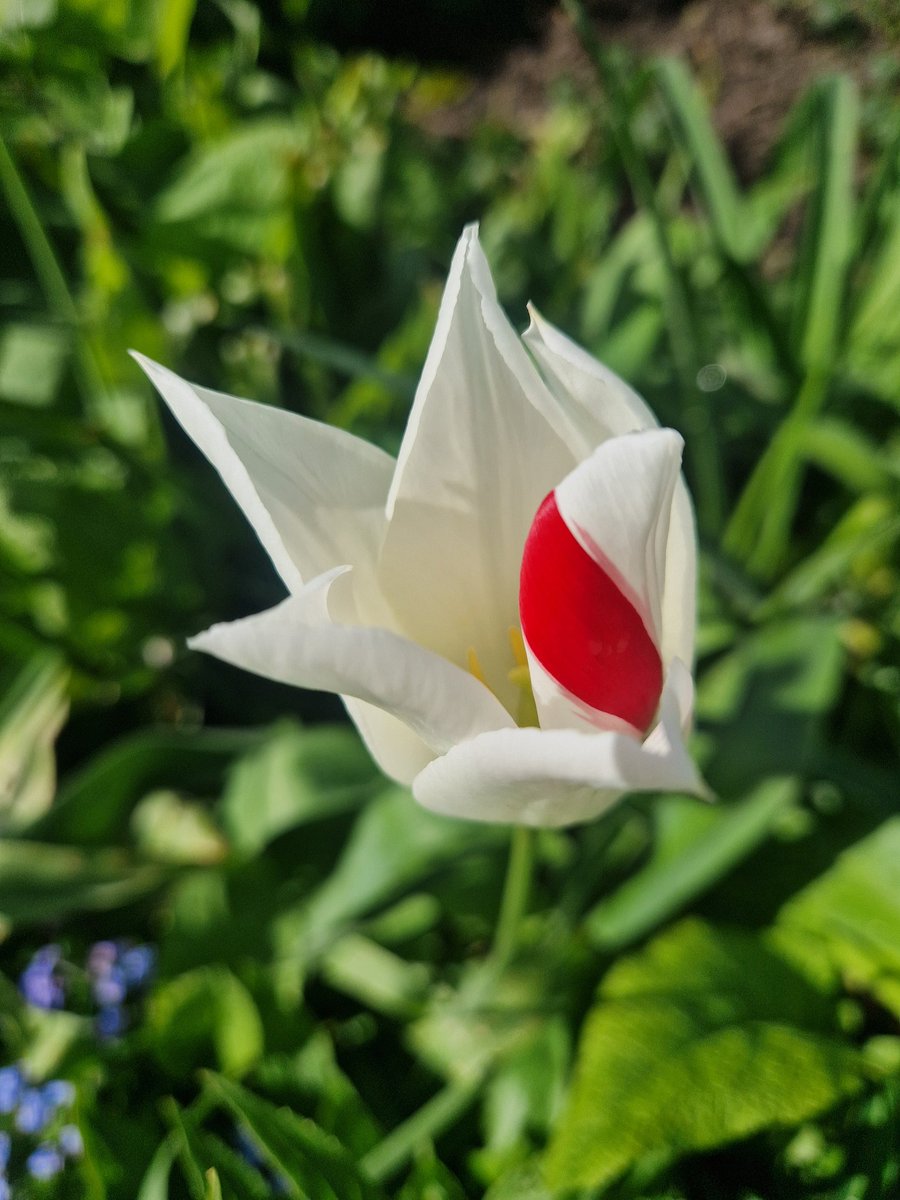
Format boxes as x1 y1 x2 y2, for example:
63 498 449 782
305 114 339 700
519 492 662 732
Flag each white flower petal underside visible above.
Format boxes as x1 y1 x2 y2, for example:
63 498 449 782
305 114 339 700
189 567 515 759
377 227 575 710
342 698 437 785
132 353 395 600
413 661 708 827
522 312 697 670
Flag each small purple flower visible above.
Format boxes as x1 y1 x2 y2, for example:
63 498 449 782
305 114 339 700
32 944 62 967
96 1004 125 1038
121 945 156 989
19 961 65 1010
42 1079 76 1110
0 1177 9 1200
27 1142 64 1181
0 1065 21 1113
93 965 127 1007
15 1087 49 1135
0 1130 10 1168
58 1124 84 1158
87 940 118 976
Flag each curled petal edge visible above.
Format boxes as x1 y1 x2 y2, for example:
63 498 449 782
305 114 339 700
412 660 711 828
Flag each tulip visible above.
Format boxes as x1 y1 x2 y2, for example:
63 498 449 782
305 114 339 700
133 226 707 827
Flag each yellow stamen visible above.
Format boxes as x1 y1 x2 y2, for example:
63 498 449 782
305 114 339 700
508 626 528 669
466 645 487 686
507 665 532 691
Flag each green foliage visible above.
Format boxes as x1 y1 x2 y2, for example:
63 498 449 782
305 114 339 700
545 919 866 1193
1 0 899 1197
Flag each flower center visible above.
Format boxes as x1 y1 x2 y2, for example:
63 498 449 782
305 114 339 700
466 627 538 727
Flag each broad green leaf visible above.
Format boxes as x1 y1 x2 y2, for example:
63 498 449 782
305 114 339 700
587 777 800 951
0 839 163 924
148 966 264 1078
220 722 378 857
202 1072 383 1200
545 920 865 1193
777 819 900 1018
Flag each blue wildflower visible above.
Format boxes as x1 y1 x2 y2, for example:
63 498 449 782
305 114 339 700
0 1130 10 1168
14 1087 49 1135
26 1142 64 1181
121 944 156 988
0 1066 21 1114
93 964 127 1007
0 1177 9 1200
19 958 65 1010
96 1004 126 1038
58 1124 84 1158
42 1079 76 1110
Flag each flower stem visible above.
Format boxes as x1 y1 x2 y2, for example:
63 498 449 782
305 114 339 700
360 1077 479 1183
490 824 534 972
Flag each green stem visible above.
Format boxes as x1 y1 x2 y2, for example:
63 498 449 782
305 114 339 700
491 824 534 973
0 132 109 408
360 1078 479 1184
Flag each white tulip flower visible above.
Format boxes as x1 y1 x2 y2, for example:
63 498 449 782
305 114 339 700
133 225 708 827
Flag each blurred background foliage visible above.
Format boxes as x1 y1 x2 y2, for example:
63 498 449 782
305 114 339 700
0 0 899 1197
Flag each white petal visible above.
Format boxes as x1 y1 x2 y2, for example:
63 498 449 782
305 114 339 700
412 663 708 828
189 567 515 760
131 353 395 597
554 428 683 648
523 311 697 669
342 698 436 786
376 227 575 710
523 307 657 454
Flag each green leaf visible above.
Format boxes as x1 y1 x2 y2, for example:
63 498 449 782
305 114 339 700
792 76 859 374
274 787 499 969
587 777 800 951
220 722 378 858
0 323 69 406
32 727 264 845
136 1140 177 1200
0 652 67 832
155 0 197 76
201 1072 383 1200
696 616 845 796
655 58 748 261
203 1168 222 1200
777 818 900 1018
148 966 265 1078
545 919 865 1193
0 839 163 924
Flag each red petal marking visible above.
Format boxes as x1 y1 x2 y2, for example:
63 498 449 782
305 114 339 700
519 492 662 732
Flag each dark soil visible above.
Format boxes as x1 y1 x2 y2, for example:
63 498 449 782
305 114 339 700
415 0 895 177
